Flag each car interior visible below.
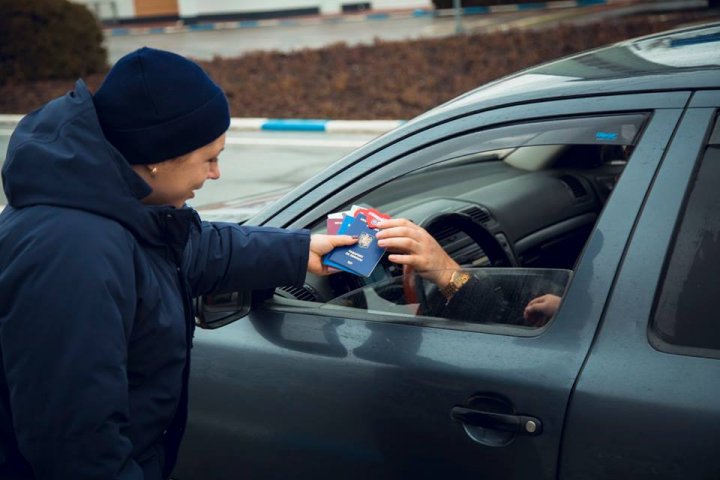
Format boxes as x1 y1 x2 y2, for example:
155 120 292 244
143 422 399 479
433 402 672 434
237 113 647 332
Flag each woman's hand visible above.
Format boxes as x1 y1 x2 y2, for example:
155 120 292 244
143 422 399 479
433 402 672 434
307 234 357 276
523 294 562 326
375 218 459 289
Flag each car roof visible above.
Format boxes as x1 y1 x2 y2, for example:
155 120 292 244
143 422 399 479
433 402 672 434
409 22 720 127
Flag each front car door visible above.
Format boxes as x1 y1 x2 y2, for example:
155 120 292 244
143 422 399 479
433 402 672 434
176 92 689 479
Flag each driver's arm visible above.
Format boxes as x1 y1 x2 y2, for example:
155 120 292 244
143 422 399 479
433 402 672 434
376 219 562 325
375 219 499 320
375 218 460 290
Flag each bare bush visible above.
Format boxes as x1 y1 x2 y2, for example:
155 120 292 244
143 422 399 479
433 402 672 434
0 12 715 118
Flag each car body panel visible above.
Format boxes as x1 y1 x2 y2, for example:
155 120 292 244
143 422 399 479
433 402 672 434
174 23 720 479
689 89 720 107
559 102 720 479
176 101 687 478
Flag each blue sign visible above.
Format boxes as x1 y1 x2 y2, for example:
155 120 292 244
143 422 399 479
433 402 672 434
596 131 618 141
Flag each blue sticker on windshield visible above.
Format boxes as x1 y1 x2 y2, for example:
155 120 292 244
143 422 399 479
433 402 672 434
596 131 618 141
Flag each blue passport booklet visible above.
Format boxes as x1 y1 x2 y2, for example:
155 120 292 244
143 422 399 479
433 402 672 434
323 214 386 277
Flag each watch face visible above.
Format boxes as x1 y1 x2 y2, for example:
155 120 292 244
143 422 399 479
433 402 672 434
441 270 470 299
453 271 469 286
452 272 471 290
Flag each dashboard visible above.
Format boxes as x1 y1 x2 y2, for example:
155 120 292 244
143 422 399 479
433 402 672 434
278 155 618 304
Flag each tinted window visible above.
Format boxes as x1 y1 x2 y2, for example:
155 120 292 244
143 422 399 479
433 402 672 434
322 268 572 333
652 116 720 356
329 114 645 218
281 113 649 333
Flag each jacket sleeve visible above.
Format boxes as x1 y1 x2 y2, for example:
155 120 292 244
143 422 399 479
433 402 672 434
0 223 142 479
441 274 507 323
184 222 311 297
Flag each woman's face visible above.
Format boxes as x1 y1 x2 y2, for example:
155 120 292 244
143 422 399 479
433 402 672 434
136 134 226 208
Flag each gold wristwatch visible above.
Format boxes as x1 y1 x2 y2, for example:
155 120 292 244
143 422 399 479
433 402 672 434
440 270 472 300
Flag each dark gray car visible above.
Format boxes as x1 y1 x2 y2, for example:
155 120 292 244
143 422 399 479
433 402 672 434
176 23 720 479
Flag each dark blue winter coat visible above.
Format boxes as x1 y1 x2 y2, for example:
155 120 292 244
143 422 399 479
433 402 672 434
0 80 310 479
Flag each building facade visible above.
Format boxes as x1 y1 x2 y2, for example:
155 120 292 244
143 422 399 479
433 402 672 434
73 0 433 23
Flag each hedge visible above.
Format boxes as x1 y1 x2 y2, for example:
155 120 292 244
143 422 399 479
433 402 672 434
0 0 107 85
0 11 716 118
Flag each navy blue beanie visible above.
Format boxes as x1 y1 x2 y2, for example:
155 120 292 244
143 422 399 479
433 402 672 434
93 47 230 164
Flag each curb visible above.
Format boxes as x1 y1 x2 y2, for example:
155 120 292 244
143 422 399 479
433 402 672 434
105 10 435 37
231 118 404 133
0 115 24 128
105 0 608 36
0 115 404 135
437 0 606 16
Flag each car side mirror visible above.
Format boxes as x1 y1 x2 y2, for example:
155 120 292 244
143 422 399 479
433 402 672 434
195 290 251 329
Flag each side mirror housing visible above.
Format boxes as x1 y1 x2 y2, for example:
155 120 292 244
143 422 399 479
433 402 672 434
195 290 251 329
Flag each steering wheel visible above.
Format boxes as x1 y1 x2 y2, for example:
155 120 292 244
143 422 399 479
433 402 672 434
402 212 518 305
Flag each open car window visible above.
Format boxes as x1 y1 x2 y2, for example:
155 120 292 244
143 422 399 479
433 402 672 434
268 112 650 334
309 113 646 240
320 268 572 333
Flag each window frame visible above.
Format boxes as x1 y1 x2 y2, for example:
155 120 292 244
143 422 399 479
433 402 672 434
252 92 689 229
648 113 720 359
311 112 648 228
251 93 689 338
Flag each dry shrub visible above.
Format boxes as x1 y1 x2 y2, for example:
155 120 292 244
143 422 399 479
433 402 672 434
0 11 716 118
0 0 107 86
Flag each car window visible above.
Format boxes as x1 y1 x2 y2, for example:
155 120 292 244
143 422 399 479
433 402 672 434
321 268 571 332
272 113 649 333
650 114 720 358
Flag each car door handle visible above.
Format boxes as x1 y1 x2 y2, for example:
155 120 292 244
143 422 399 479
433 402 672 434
450 406 543 436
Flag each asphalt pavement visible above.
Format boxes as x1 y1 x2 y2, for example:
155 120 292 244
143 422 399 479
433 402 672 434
0 126 375 210
105 9 542 62
186 130 373 209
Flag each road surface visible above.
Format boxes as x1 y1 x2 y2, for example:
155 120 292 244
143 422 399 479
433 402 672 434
103 1 704 62
0 128 376 210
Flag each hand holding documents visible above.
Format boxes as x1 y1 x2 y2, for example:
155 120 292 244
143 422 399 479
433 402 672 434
322 205 391 277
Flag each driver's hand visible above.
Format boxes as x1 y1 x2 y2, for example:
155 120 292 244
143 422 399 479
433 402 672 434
308 234 356 276
375 218 460 289
523 294 562 326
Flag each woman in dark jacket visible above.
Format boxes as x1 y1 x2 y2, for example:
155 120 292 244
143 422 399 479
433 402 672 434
0 48 353 479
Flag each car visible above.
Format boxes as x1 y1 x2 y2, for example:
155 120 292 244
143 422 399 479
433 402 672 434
175 22 720 479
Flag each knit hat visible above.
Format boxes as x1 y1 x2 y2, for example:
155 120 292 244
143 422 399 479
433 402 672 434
93 47 230 164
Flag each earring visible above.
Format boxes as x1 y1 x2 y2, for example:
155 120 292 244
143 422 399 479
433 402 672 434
150 166 158 176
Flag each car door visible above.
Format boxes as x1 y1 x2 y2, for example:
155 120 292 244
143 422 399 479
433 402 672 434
559 92 720 479
175 92 689 480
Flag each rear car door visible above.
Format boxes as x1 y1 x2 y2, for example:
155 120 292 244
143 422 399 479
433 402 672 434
560 92 720 479
175 92 689 479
